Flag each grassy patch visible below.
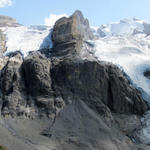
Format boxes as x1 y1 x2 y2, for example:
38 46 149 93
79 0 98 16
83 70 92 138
0 145 8 150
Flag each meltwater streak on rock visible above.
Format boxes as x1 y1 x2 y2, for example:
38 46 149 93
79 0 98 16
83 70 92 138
0 10 149 150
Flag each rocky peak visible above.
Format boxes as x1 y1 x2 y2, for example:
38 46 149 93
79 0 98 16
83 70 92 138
51 10 94 56
72 10 93 39
52 10 93 44
0 15 21 27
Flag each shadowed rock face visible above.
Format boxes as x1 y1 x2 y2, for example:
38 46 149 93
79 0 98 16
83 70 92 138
144 69 150 79
22 55 52 97
51 59 147 115
0 10 149 150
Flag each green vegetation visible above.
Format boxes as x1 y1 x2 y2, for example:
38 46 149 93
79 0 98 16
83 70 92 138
0 145 8 150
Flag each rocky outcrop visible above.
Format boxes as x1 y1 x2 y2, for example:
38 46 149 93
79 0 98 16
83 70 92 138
51 10 94 56
0 15 21 27
144 69 150 79
51 59 147 115
22 54 52 97
0 53 26 117
0 53 54 118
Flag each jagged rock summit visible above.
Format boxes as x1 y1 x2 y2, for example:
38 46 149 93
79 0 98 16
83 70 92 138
51 10 94 56
0 10 149 150
52 10 93 44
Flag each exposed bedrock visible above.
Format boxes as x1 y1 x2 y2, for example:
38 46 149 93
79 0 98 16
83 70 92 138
51 10 94 57
51 59 148 115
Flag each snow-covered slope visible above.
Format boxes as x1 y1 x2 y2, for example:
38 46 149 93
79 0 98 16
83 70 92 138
93 18 150 37
1 25 53 57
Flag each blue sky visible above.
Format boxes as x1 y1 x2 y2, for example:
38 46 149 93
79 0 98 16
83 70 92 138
0 0 150 26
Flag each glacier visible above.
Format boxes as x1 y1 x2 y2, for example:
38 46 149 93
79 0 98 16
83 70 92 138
0 25 53 57
92 18 150 144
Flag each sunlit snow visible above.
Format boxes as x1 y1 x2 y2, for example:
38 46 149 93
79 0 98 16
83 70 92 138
1 25 53 57
96 18 145 37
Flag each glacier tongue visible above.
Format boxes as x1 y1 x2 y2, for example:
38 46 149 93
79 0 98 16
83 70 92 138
1 25 53 57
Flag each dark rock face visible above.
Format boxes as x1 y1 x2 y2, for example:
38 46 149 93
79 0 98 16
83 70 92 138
51 59 147 115
0 53 56 117
0 53 26 116
22 55 52 97
144 69 150 79
1 54 147 117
